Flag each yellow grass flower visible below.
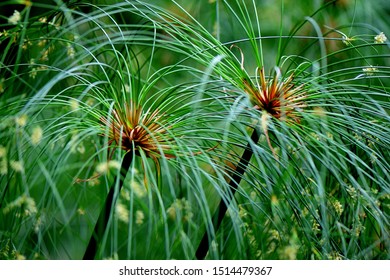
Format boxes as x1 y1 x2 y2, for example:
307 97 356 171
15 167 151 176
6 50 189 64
8 10 21 25
31 126 43 145
374 32 387 44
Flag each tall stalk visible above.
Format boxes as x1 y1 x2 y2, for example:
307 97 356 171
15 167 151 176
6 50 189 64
83 152 133 260
196 128 260 260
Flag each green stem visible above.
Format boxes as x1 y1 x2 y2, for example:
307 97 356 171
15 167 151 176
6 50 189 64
196 128 260 260
83 152 133 260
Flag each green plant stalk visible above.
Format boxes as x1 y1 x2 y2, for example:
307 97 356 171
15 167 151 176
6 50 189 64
83 152 133 260
196 128 260 260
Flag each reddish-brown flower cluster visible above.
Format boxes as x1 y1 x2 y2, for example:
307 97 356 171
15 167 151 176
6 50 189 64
100 102 175 161
242 67 306 159
243 67 306 123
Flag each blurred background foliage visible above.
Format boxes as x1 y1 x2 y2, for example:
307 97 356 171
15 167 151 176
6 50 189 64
1 0 389 76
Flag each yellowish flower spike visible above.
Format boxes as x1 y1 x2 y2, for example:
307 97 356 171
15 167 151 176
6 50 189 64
115 203 129 223
243 67 306 124
69 99 79 111
374 32 387 44
100 102 176 163
2 194 37 216
0 146 6 158
10 160 24 173
135 210 145 225
363 66 378 76
8 10 21 25
66 43 76 59
8 10 22 25
0 146 7 175
31 126 43 145
242 67 307 158
15 114 28 127
95 160 121 174
0 161 7 175
38 17 47 23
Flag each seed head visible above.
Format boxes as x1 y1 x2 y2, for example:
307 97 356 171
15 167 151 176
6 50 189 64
115 203 129 224
31 126 43 145
135 210 145 225
0 146 6 158
374 32 387 44
96 160 121 174
10 160 24 173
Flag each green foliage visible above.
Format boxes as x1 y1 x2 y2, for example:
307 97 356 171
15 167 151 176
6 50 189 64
0 0 389 260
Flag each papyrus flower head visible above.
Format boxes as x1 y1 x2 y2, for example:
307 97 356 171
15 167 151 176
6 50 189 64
100 102 175 162
243 67 306 124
